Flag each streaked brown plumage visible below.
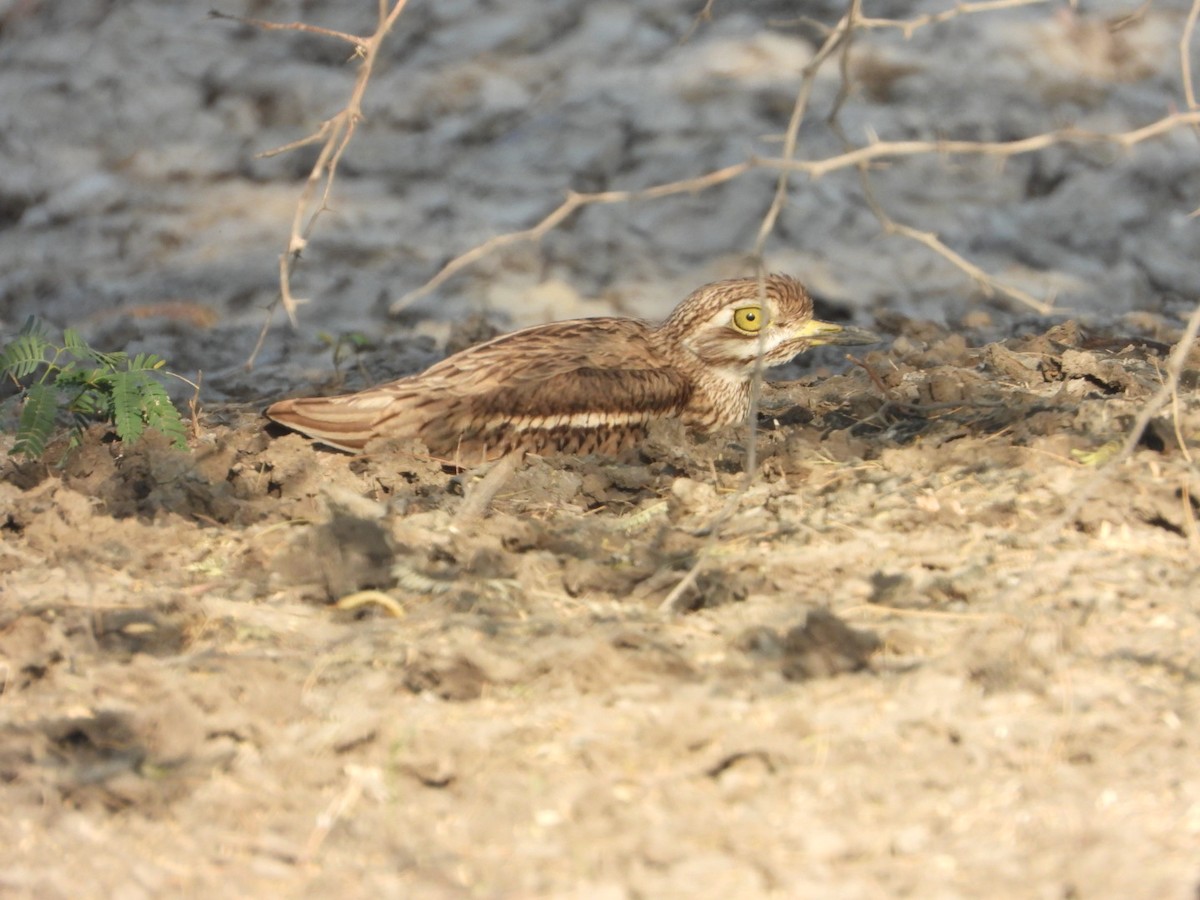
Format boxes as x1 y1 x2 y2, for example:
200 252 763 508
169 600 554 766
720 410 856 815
265 274 878 465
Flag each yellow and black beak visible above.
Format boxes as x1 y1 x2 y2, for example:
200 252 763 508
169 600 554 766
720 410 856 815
794 318 881 347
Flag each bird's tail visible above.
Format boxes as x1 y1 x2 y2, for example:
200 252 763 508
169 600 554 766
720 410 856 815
264 391 399 453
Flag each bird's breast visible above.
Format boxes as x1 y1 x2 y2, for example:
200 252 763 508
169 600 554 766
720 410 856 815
680 374 752 432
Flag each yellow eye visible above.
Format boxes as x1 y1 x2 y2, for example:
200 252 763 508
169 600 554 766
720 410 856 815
732 306 764 333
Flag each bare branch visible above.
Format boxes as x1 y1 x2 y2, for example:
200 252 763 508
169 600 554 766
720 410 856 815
680 0 718 44
873 214 1056 314
854 0 1051 39
1182 0 1200 114
209 10 366 47
759 112 1200 179
255 121 334 160
238 0 1198 352
389 164 750 313
393 108 1200 317
236 1 410 366
752 0 861 257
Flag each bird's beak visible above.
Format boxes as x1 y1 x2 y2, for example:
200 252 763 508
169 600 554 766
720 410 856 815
793 318 881 347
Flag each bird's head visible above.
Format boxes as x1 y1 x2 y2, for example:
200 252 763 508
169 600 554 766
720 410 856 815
658 274 879 377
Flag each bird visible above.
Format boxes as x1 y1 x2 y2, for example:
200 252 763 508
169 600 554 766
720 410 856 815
265 274 879 466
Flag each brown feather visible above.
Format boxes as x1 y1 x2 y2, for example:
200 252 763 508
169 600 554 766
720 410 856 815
264 274 877 461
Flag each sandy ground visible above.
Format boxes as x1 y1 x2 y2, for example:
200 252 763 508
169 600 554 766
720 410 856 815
2 1 1200 898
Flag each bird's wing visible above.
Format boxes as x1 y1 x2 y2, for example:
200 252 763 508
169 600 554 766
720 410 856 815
265 318 692 457
404 364 693 456
384 323 694 456
413 318 663 392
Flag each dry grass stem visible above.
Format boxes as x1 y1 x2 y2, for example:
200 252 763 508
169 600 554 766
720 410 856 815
659 270 782 614
1180 476 1200 551
301 765 387 863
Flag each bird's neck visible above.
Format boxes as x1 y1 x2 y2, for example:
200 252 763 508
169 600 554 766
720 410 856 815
689 366 753 431
651 329 753 432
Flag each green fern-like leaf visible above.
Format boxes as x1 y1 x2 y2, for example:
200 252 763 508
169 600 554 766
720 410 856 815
82 346 127 369
67 386 106 416
62 328 87 356
11 382 60 458
139 379 188 448
14 316 47 342
128 353 169 374
109 370 146 444
0 332 51 380
54 368 88 389
67 408 94 450
4 317 190 458
56 365 113 392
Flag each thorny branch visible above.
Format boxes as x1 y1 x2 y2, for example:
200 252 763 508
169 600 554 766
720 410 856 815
389 167 750 312
391 0 1196 316
392 109 1200 315
751 0 862 259
235 0 1200 340
223 1 410 368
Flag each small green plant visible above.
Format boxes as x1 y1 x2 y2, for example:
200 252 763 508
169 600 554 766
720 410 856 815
0 317 188 459
318 329 374 373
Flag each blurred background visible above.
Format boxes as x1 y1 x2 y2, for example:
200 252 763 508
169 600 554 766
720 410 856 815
0 0 1196 401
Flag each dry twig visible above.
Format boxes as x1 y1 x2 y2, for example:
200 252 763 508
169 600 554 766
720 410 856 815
209 10 365 46
851 0 1052 39
237 1 1200 333
389 166 749 313
226 2 410 367
681 0 719 44
752 0 862 258
392 107 1200 316
1181 0 1200 114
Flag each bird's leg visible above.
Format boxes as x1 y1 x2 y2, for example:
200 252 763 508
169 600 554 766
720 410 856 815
453 451 522 522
